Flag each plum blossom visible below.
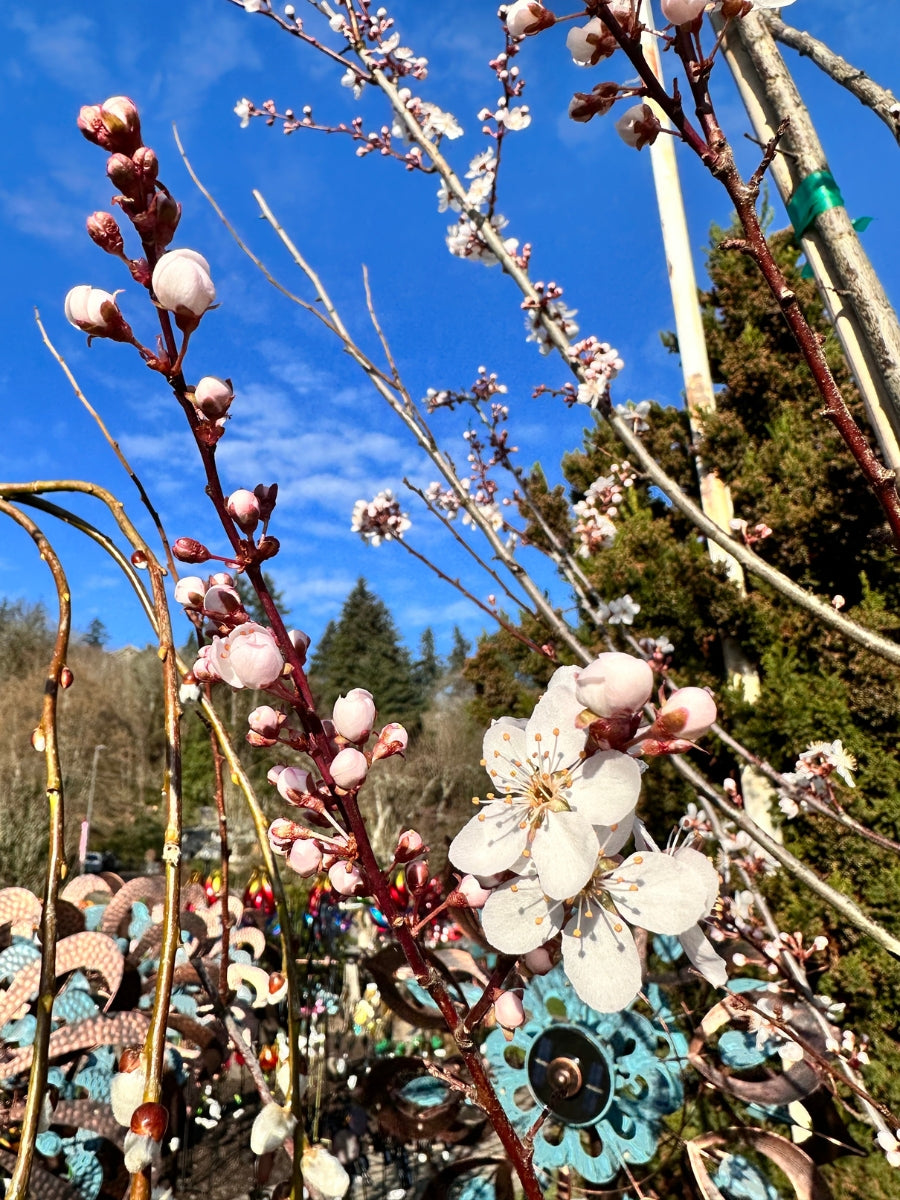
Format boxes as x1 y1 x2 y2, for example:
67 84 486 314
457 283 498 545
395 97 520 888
302 1143 351 1200
333 688 377 742
482 847 710 1011
661 0 707 23
419 102 463 140
799 739 856 787
876 1129 900 1169
449 666 642 900
250 1102 295 1156
65 286 134 342
351 490 410 545
575 652 653 718
234 98 252 128
615 103 662 150
605 593 641 626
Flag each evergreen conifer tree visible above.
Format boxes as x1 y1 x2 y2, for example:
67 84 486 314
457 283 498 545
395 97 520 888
309 579 422 730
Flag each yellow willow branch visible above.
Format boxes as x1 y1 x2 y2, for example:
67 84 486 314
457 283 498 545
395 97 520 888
0 501 70 1200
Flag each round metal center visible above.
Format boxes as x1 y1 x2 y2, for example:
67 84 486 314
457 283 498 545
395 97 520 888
526 1025 613 1127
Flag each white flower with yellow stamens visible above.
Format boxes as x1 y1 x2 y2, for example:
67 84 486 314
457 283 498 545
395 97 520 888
449 666 641 900
483 847 710 1012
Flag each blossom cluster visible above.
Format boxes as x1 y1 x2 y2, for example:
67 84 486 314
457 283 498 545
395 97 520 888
572 464 634 558
351 490 411 545
777 739 857 819
449 653 723 1010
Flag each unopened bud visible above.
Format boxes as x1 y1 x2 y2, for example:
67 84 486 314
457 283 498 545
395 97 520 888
406 860 429 892
106 152 144 201
371 721 409 761
130 1101 168 1142
568 82 620 123
132 145 159 184
86 211 125 256
493 990 525 1030
256 535 280 562
330 747 369 791
329 861 365 896
174 575 206 607
333 688 377 743
454 874 491 909
60 666 74 689
227 488 261 535
153 193 182 251
152 248 216 330
172 537 211 564
289 838 323 877
615 103 662 150
655 686 717 741
64 285 135 343
505 1 556 38
192 376 234 419
395 830 424 863
660 0 706 24
77 96 143 156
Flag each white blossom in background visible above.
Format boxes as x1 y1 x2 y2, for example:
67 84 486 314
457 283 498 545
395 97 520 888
799 740 856 787
234 98 252 128
525 299 580 355
341 69 365 100
419 102 463 141
569 336 625 405
447 213 518 265
351 490 411 545
605 594 640 625
615 399 652 433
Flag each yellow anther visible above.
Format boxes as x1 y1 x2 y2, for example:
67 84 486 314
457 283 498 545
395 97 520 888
510 884 518 893
614 922 623 933
503 732 511 741
629 884 638 892
535 916 544 925
633 855 644 864
534 733 542 742
478 813 486 822
552 728 560 736
572 928 582 939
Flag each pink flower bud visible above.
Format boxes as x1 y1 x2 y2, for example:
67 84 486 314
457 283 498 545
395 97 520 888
330 747 369 790
523 946 554 976
615 103 662 150
371 722 409 761
106 152 144 201
152 248 216 326
86 212 125 256
209 622 284 689
656 686 717 741
77 96 143 155
248 706 284 739
661 0 707 24
494 990 525 1030
289 838 323 877
203 584 242 617
329 861 365 896
276 766 313 803
174 576 206 607
191 644 222 684
287 628 310 664
268 817 300 854
455 874 491 909
227 489 261 535
172 537 210 564
132 145 158 184
576 652 653 718
566 18 615 66
332 688 377 743
64 285 134 343
505 1 556 38
208 571 234 587
395 830 424 863
192 377 234 419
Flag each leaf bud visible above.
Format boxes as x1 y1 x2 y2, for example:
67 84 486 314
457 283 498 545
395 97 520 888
130 1101 169 1141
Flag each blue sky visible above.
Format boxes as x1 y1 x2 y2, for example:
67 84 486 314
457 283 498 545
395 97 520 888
2 1 899 659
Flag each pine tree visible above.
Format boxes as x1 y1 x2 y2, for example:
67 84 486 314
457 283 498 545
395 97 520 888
309 579 422 729
412 627 441 704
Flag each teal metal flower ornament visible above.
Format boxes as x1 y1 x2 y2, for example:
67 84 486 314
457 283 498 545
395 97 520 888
484 965 687 1185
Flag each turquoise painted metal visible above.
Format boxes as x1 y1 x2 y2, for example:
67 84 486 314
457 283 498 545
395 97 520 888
484 965 687 1185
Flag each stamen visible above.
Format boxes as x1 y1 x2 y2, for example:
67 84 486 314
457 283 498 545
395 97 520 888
614 922 623 933
535 916 543 925
534 733 542 742
572 928 582 938
633 855 644 864
502 732 511 741
471 797 480 805
629 884 638 892
478 813 485 822
510 884 518 893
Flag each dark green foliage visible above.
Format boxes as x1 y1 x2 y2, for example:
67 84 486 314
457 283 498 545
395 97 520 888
81 617 108 648
412 627 442 703
309 578 423 730
235 571 289 625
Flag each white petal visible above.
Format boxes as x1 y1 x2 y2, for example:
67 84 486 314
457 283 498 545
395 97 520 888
482 717 528 788
525 679 586 767
679 924 728 988
449 804 527 877
673 845 720 912
481 875 562 954
605 852 708 935
597 813 635 857
576 751 642 826
562 908 641 1012
530 811 598 899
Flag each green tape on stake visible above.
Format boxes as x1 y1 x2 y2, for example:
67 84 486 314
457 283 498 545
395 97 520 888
786 169 845 237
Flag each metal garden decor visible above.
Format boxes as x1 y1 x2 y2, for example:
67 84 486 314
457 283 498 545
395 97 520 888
484 964 687 1188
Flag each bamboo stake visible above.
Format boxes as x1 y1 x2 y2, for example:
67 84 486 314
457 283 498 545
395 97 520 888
640 1 777 836
718 9 900 475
